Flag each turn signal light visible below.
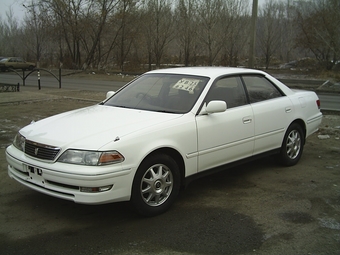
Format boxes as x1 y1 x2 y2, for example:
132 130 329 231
98 151 124 165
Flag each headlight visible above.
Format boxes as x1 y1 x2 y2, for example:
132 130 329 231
13 132 25 151
57 150 124 166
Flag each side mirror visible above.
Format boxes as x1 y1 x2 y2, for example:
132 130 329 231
200 100 227 115
106 91 115 99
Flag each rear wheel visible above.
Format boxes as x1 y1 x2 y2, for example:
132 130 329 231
279 123 305 166
131 153 180 216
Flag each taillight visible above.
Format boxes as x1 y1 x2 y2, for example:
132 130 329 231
316 99 321 109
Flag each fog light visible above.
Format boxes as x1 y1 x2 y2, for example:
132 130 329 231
80 185 113 193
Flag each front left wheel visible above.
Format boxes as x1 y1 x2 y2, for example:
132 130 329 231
131 153 181 216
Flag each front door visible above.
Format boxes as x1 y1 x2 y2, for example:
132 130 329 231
196 76 255 172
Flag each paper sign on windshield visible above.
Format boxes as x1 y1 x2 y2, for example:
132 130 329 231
173 78 200 94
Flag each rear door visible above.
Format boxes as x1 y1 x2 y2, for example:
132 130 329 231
241 75 293 154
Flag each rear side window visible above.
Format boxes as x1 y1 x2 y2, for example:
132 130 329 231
242 75 283 103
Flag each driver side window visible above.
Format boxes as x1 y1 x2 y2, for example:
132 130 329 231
205 76 247 109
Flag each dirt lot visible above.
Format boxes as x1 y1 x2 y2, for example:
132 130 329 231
0 86 339 255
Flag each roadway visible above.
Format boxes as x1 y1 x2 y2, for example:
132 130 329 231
0 72 339 111
0 72 126 92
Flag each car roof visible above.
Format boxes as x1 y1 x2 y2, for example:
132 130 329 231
146 66 266 79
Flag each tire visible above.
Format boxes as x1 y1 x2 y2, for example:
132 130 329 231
279 123 305 166
131 153 181 216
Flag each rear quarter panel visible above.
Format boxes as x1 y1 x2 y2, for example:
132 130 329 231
289 90 322 137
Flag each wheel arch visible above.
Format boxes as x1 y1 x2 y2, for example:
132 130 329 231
140 147 185 186
279 119 306 166
290 118 307 142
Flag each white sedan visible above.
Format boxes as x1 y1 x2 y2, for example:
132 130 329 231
6 67 322 216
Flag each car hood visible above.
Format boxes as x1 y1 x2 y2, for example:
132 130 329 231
20 105 181 150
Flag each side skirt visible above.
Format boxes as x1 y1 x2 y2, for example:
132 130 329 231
184 148 281 187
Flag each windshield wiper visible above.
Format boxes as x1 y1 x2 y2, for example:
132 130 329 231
114 105 133 109
103 104 133 109
154 110 180 114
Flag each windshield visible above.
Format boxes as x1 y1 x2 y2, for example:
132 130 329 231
0 58 8 63
104 73 210 113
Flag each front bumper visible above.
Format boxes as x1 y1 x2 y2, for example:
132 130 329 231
6 145 134 204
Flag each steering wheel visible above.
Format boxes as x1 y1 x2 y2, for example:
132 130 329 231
136 93 152 101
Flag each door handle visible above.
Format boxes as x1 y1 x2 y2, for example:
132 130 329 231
285 107 292 113
242 116 252 124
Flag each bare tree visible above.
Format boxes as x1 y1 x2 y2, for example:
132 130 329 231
81 0 118 69
295 0 340 69
42 0 87 68
2 0 338 72
279 0 295 63
257 0 284 69
0 8 23 57
22 0 52 67
220 0 250 66
196 0 226 66
114 0 138 71
175 0 198 66
140 0 174 70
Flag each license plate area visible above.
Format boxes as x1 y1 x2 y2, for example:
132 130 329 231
26 165 45 186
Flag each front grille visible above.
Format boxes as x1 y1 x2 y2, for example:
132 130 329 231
25 140 60 161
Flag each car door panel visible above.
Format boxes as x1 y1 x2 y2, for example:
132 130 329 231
251 97 293 154
196 105 254 172
241 75 293 155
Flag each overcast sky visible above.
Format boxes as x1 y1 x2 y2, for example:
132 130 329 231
0 0 26 22
0 0 269 24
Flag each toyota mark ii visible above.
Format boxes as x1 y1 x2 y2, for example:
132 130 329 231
6 67 322 216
